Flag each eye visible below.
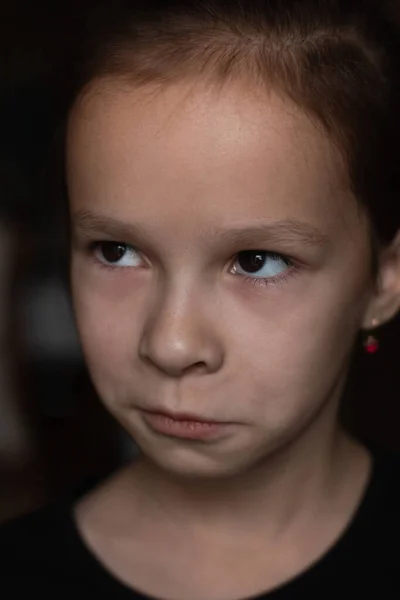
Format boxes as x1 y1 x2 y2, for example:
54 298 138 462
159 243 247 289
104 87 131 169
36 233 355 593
94 242 143 268
231 250 292 280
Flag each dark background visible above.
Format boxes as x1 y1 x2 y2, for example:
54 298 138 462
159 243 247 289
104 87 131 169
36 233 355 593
0 3 398 523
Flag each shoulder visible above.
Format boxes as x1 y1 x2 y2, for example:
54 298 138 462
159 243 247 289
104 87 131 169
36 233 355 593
0 471 117 593
0 502 71 570
370 449 400 506
0 495 100 595
359 448 400 517
354 448 400 555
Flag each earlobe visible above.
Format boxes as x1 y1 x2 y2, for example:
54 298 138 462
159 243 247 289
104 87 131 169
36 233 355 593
361 229 400 331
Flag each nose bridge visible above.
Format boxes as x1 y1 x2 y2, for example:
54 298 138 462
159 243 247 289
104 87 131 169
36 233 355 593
139 273 222 376
155 277 198 336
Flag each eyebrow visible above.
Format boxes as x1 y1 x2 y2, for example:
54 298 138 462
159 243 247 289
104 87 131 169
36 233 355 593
72 209 330 249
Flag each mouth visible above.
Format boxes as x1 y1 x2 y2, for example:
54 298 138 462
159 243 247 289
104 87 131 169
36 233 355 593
141 408 230 441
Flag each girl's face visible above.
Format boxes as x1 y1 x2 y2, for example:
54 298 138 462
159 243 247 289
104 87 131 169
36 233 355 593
68 80 373 477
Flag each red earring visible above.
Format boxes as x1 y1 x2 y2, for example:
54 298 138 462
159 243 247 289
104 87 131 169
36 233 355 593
363 318 380 354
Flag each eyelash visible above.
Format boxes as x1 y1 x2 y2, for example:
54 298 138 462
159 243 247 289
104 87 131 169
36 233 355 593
87 242 299 288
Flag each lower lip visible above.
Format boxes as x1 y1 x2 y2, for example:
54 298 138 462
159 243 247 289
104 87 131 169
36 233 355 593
142 411 225 440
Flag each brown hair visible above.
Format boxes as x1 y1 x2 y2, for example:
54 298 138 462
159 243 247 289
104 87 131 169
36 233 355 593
63 0 400 262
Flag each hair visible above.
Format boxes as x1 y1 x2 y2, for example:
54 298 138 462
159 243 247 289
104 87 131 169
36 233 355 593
59 0 400 277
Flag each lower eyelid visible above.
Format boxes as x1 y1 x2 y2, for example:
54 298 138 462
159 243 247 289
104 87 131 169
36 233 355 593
90 255 120 272
239 264 299 287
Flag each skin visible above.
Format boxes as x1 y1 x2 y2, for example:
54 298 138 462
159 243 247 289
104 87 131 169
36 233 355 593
67 79 400 599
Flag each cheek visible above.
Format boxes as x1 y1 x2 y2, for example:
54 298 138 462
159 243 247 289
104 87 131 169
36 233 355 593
227 276 363 418
71 266 145 376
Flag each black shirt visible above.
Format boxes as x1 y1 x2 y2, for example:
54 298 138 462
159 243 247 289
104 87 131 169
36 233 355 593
1 450 399 599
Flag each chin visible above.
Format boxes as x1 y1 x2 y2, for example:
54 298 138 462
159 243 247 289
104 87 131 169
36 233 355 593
133 435 266 481
150 454 249 480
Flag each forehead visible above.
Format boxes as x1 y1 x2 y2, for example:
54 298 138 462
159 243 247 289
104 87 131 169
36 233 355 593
66 78 354 232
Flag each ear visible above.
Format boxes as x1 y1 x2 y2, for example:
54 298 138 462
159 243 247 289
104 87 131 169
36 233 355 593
361 229 400 330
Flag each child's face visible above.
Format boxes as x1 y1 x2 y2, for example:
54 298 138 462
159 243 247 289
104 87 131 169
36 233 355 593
68 80 373 477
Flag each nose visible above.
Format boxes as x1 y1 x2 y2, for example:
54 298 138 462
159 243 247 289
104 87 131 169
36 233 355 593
138 286 224 377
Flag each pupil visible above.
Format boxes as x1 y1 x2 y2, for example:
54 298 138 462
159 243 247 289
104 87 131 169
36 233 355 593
101 242 126 263
238 251 266 273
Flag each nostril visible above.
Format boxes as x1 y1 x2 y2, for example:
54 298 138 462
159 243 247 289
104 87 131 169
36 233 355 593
182 361 209 376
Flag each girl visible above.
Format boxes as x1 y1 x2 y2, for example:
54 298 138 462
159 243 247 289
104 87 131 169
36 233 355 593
1 1 400 598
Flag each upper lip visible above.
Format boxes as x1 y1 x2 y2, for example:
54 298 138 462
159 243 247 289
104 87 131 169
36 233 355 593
142 407 223 424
